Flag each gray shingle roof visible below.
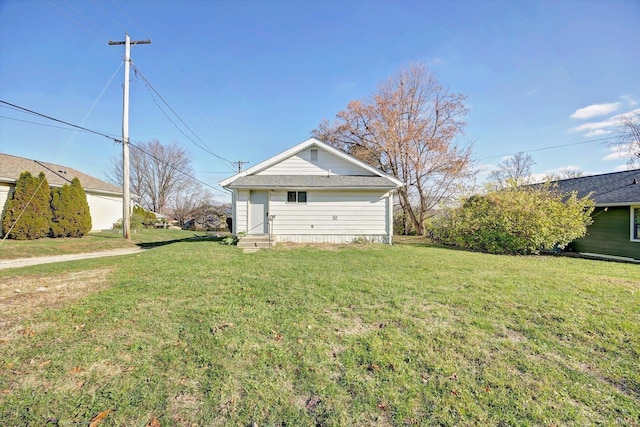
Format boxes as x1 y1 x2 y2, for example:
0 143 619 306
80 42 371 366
226 175 400 189
551 169 640 205
0 153 121 194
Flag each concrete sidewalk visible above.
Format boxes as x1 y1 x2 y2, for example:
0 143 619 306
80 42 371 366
0 247 145 270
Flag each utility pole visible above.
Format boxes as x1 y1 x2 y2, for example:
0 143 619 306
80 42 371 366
109 33 151 240
233 161 249 173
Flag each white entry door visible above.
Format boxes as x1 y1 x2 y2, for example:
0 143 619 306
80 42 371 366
249 190 268 234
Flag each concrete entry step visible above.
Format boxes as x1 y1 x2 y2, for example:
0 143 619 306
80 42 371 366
238 234 276 252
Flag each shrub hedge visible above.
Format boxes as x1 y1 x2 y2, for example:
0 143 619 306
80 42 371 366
2 172 93 240
430 184 595 255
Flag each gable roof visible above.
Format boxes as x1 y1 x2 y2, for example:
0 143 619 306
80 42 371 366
551 169 640 205
220 138 403 189
0 153 122 195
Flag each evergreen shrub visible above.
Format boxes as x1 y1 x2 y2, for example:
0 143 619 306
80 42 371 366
1 172 52 240
50 177 92 237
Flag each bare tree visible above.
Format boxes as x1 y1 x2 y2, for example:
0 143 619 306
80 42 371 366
558 168 584 179
171 180 214 227
614 110 640 168
313 63 473 235
488 152 535 188
106 140 193 214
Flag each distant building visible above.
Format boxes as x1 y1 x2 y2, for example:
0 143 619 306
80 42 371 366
0 153 123 232
550 169 640 261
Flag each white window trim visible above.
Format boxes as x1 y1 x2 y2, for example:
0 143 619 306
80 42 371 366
631 206 640 242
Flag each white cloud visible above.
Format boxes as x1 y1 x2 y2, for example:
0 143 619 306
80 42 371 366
620 94 637 107
614 163 634 172
474 163 495 174
529 173 548 184
602 144 630 162
529 166 589 183
570 119 614 133
570 102 621 120
569 108 640 136
584 129 614 137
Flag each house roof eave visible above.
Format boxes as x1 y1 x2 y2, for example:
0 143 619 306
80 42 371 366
219 137 404 188
594 202 640 207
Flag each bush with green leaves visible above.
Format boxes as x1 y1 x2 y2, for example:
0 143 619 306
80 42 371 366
112 214 144 232
2 171 52 240
50 177 92 237
133 205 157 228
221 231 246 246
430 184 595 255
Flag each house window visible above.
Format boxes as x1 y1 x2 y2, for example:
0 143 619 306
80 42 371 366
633 206 640 241
310 149 318 162
287 191 307 203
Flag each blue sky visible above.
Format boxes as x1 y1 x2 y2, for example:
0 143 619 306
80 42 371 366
1 0 638 201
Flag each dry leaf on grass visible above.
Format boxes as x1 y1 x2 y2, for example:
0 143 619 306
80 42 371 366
18 327 35 337
210 323 234 335
377 402 389 411
146 416 161 427
88 409 113 427
305 395 321 411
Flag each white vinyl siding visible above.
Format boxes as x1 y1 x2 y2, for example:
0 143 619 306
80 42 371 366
269 190 389 241
0 184 12 233
257 148 374 176
86 192 123 231
234 190 249 233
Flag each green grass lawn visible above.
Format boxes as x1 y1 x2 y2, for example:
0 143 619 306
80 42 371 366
0 234 638 426
0 229 212 260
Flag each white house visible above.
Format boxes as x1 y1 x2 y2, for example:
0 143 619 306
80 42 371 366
220 138 403 244
0 153 123 232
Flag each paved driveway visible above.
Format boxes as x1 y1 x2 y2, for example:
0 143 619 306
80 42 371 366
0 248 145 270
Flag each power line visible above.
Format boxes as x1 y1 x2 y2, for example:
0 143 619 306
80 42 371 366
129 142 228 196
0 100 122 142
478 136 615 161
46 0 107 41
0 101 229 195
193 170 238 174
130 63 236 171
58 61 124 156
0 115 100 133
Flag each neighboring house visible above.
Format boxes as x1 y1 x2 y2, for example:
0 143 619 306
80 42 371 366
551 169 640 261
0 153 123 232
220 138 403 244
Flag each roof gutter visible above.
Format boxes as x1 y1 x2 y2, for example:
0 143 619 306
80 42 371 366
593 202 640 207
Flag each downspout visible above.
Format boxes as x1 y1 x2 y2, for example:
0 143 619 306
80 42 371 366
387 190 395 245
